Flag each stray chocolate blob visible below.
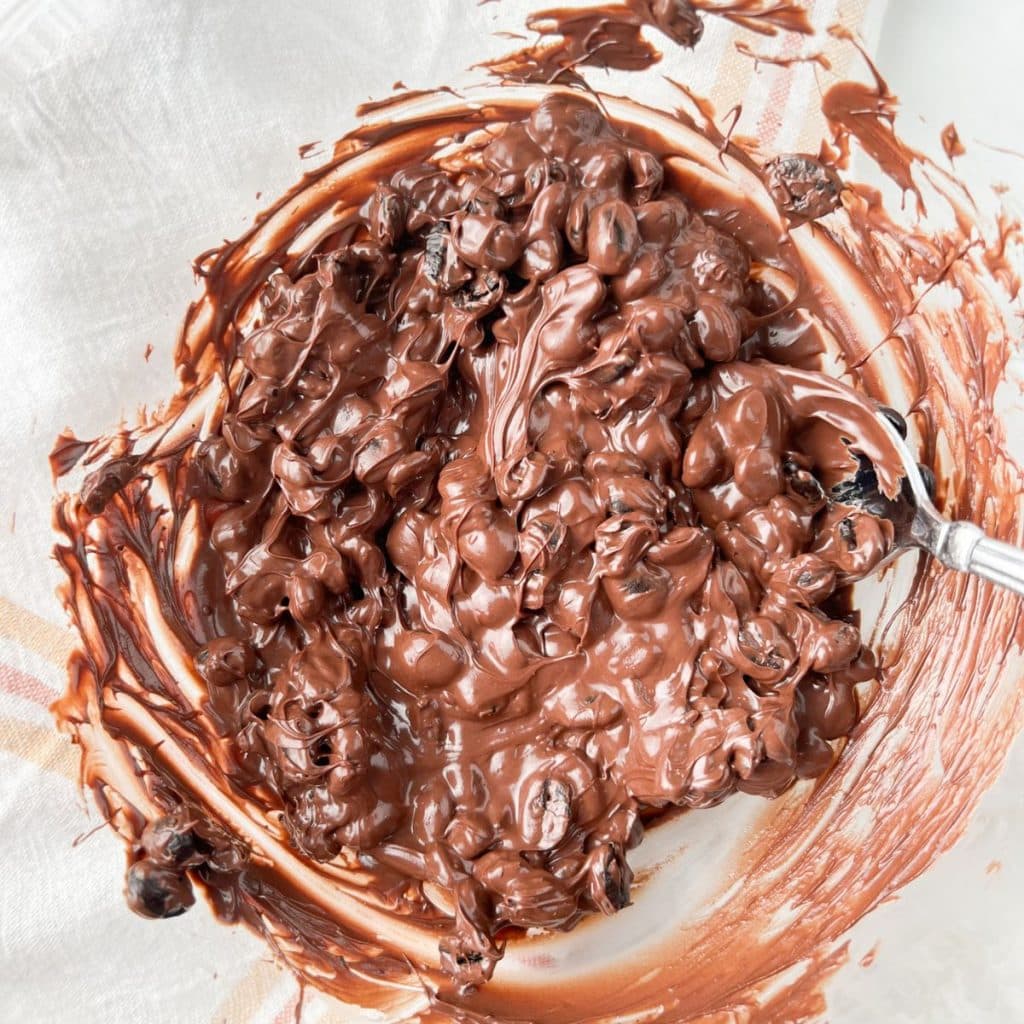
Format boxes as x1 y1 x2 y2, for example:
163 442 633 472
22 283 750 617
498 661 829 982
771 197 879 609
764 153 844 222
125 859 195 919
80 456 140 514
644 0 704 47
141 816 205 868
941 121 965 161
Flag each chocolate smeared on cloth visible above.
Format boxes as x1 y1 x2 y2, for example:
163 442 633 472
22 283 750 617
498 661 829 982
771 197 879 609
50 10 1024 1024
480 0 811 83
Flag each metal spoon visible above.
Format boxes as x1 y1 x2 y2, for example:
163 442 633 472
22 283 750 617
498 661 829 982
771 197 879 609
833 408 1024 597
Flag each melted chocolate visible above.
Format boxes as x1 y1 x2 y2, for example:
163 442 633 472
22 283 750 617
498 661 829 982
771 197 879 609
49 11 1024 1024
483 1 703 81
822 30 923 209
52 91 908 993
482 0 810 82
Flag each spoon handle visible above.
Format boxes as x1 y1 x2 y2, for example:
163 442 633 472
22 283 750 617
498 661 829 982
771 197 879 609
965 533 1024 597
931 520 1024 598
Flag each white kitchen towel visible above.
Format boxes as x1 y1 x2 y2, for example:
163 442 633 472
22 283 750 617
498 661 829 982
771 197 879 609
3 2 1022 1022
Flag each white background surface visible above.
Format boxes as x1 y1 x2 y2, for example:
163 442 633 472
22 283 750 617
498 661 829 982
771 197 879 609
0 1 1021 1021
